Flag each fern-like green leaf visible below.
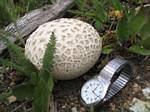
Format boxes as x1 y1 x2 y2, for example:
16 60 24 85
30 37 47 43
0 34 37 77
0 58 37 79
33 32 56 112
33 78 50 112
0 58 26 75
42 32 56 71
0 34 25 63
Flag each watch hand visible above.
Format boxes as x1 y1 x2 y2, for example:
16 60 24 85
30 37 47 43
92 87 99 97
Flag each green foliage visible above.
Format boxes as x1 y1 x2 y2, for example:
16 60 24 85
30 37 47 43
50 0 57 4
0 0 52 27
0 33 56 112
12 83 35 101
89 105 95 112
41 32 56 74
139 20 150 49
33 78 50 112
71 0 150 56
117 16 129 42
128 8 148 37
0 0 17 26
117 7 150 55
0 33 37 77
112 0 123 11
0 58 31 76
0 92 12 102
0 0 12 25
128 45 150 56
33 32 56 112
102 44 114 54
70 0 109 30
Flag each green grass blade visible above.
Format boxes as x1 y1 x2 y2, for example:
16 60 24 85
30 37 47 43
128 45 150 56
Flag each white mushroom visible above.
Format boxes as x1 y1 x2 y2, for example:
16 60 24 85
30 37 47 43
25 18 102 80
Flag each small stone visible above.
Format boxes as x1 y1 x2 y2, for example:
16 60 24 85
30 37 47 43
135 76 140 80
70 102 74 106
10 82 16 86
62 105 66 109
71 107 78 112
7 95 17 103
110 103 116 111
142 87 150 99
145 81 150 87
129 98 150 112
146 66 150 71
132 83 141 94
80 107 86 112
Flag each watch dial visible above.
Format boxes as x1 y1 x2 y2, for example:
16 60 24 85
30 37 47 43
81 79 104 105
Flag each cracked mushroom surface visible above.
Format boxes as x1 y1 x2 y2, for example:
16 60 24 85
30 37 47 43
25 18 102 80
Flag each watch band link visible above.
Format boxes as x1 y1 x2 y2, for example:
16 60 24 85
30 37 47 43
98 57 132 102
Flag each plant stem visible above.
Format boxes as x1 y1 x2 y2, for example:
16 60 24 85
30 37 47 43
89 105 95 112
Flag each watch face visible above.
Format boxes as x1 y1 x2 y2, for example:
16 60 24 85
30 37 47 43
81 79 105 105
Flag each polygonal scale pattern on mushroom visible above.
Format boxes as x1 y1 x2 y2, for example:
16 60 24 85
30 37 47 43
25 18 102 80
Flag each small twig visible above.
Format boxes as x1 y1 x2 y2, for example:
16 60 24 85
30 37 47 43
27 108 32 112
143 56 149 62
11 101 28 112
23 105 27 112
49 95 57 112
13 22 25 45
108 18 116 32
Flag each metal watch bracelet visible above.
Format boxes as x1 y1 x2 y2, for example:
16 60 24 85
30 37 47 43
97 57 132 102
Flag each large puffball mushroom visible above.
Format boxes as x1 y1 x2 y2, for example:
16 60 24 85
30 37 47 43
25 18 102 80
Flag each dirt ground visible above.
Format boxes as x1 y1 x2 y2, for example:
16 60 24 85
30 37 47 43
0 54 149 112
54 55 150 112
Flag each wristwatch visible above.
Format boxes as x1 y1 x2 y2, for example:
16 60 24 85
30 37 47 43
81 57 132 106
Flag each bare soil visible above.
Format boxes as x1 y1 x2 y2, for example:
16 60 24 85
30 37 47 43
0 54 149 112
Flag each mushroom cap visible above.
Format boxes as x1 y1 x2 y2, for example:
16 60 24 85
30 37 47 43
25 18 102 80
